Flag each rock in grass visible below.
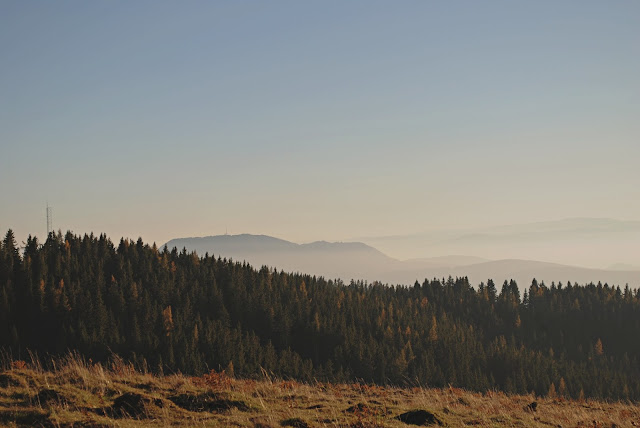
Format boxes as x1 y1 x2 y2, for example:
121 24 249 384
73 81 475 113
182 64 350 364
395 409 445 426
280 417 310 428
345 403 366 413
0 373 24 388
345 402 387 416
0 409 49 426
33 388 67 407
168 392 250 413
250 417 276 428
111 392 162 418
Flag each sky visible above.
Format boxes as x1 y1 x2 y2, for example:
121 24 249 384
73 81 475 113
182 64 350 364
1 1 639 254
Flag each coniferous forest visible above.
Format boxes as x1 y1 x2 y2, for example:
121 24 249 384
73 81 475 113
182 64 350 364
1 229 640 401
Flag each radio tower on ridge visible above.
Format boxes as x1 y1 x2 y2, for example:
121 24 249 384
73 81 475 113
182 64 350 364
46 203 53 236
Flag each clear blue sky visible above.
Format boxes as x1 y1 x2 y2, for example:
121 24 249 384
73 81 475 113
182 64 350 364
1 1 639 248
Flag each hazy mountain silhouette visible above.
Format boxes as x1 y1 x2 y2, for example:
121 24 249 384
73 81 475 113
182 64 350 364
400 255 490 269
607 263 640 271
378 259 640 291
163 234 396 281
163 233 640 290
357 218 640 269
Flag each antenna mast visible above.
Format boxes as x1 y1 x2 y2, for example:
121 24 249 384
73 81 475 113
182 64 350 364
46 203 53 235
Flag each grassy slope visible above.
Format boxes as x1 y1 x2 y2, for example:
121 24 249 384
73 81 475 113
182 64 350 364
0 356 638 427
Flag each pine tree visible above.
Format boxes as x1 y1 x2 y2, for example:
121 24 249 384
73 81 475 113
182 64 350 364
594 338 604 356
163 306 174 337
558 377 566 397
548 382 557 398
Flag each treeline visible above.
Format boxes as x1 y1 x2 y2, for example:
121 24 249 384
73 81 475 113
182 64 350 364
1 229 639 400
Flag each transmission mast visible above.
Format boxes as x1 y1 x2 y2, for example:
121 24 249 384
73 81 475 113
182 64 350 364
46 203 53 236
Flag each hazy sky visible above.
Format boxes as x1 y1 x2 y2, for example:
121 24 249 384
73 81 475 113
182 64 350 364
2 1 639 249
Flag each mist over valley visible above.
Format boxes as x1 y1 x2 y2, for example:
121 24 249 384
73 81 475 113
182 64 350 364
164 217 640 291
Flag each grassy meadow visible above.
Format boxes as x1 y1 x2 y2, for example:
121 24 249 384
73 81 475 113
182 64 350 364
0 354 638 427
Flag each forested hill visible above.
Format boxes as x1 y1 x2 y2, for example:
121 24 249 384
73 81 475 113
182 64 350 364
2 230 640 401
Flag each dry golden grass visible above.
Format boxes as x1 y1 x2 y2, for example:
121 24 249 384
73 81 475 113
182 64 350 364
0 355 638 427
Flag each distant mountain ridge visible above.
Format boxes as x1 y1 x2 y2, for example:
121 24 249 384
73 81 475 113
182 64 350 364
164 234 388 257
381 259 640 291
357 217 640 269
163 234 395 281
166 234 298 254
163 233 640 290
